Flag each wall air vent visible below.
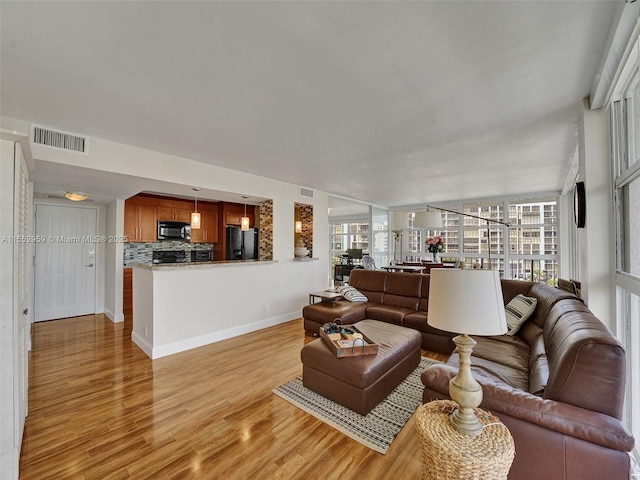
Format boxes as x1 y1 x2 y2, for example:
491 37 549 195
299 186 314 199
31 125 88 154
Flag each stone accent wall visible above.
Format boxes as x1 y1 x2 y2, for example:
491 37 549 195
258 199 273 261
296 203 313 256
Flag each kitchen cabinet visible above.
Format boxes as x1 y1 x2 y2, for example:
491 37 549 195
191 210 219 243
223 203 255 227
156 206 191 223
124 203 156 242
123 268 132 318
125 193 221 244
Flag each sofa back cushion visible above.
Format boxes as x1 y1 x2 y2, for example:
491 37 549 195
500 280 534 304
382 272 421 310
417 274 430 312
349 269 387 303
543 300 626 419
528 283 577 329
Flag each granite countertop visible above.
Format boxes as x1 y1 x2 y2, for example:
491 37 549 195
128 259 278 270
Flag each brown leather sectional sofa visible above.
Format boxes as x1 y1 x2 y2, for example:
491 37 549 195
422 279 635 479
303 269 456 353
303 269 635 479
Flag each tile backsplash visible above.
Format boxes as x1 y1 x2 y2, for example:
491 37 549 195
124 241 214 265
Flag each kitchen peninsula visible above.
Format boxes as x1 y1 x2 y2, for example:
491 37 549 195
124 192 322 359
130 259 281 359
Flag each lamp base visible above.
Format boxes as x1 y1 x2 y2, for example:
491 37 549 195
449 404 483 437
448 333 483 436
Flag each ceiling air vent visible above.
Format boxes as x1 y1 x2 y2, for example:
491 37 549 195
299 186 314 199
32 124 88 154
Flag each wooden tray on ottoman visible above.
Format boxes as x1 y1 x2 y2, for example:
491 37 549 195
320 325 379 357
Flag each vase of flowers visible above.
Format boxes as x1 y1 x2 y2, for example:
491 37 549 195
426 235 444 262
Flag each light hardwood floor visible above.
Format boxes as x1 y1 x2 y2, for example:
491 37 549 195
20 315 446 479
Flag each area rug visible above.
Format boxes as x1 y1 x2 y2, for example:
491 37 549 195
272 357 441 454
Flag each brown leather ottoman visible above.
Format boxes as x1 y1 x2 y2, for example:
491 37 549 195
300 319 422 415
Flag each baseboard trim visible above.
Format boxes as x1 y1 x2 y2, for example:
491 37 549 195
148 311 299 359
103 307 124 324
131 330 153 358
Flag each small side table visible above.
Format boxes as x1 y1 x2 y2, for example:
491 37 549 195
308 291 343 304
415 400 515 480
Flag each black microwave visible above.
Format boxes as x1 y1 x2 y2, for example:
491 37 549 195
157 221 191 241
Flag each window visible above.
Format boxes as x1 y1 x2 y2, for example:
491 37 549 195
330 220 369 274
371 207 389 268
609 24 640 457
406 197 557 281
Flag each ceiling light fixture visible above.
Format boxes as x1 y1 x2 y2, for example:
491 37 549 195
64 192 88 202
241 196 250 231
191 188 201 230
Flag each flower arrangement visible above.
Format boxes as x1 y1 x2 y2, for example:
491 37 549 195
426 235 445 261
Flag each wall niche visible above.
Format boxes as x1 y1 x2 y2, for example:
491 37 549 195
294 203 313 258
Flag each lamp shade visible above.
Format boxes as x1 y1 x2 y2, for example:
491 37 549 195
427 269 507 336
393 211 409 231
414 211 443 229
241 216 250 231
190 212 201 229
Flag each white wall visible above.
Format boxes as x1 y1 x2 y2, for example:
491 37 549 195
26 129 330 350
132 258 327 358
103 199 125 323
28 134 330 266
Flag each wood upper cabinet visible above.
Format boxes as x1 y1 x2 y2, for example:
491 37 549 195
124 203 156 243
125 193 221 244
191 210 219 243
223 203 255 227
157 206 191 223
174 208 191 223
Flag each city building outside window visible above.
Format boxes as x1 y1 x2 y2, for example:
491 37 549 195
330 220 369 278
405 197 558 284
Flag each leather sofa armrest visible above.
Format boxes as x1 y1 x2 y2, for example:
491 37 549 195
421 364 635 452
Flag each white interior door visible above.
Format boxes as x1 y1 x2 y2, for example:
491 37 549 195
34 204 97 321
14 143 30 442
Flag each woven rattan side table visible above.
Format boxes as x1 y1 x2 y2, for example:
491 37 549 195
415 400 515 480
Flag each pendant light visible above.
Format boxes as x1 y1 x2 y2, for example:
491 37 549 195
191 188 201 230
241 195 250 231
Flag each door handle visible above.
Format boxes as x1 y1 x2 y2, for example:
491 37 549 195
85 263 94 267
23 308 28 316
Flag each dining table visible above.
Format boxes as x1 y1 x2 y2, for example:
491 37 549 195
380 264 426 273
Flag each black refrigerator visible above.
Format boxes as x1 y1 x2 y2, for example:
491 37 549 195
226 226 259 260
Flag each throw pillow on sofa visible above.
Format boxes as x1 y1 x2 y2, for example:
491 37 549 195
337 285 368 302
505 294 538 335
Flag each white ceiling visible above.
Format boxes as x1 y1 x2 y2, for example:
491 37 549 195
0 1 619 209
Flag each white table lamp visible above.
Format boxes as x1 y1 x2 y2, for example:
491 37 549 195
427 269 507 436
